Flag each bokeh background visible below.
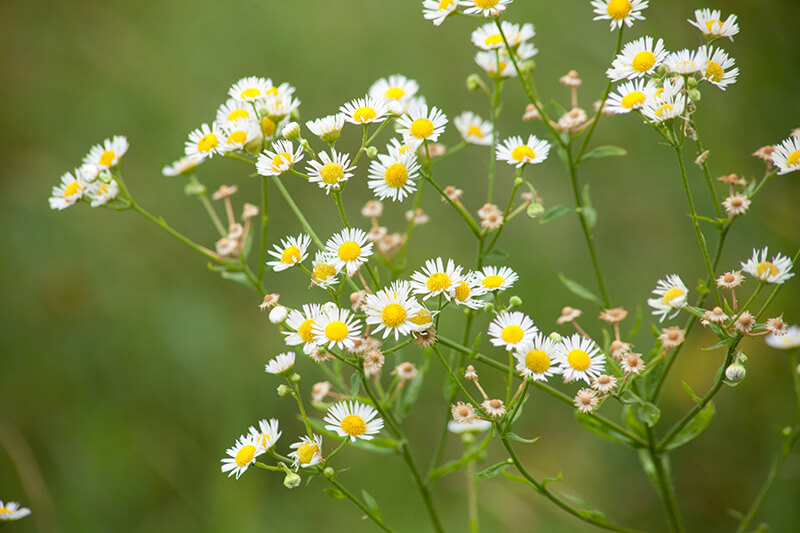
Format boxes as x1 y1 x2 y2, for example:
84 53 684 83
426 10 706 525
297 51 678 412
1 0 799 531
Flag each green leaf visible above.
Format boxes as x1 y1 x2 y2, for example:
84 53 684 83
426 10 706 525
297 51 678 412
637 449 659 491
505 432 540 444
681 381 703 403
361 489 382 520
350 371 362 397
623 406 647 440
558 273 605 307
538 204 574 224
555 144 570 167
398 351 430 420
579 145 627 162
561 494 610 524
582 206 598 232
663 402 715 451
474 460 512 479
484 249 510 263
501 471 529 484
703 336 737 351
219 270 252 288
575 412 641 448
542 472 563 488
323 487 346 499
549 99 567 118
638 402 661 427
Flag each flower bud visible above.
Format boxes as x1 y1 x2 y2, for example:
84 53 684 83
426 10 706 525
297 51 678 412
290 372 301 384
322 302 338 315
686 76 699 88
548 332 563 343
687 89 702 102
736 352 748 364
509 296 522 307
386 100 404 116
514 177 525 187
782 426 792 437
283 472 302 489
277 384 290 397
282 122 301 140
366 146 379 158
323 467 336 480
184 181 207 196
483 302 495 313
527 202 545 218
466 74 483 92
269 305 288 324
725 363 746 383
519 60 535 74
657 64 669 76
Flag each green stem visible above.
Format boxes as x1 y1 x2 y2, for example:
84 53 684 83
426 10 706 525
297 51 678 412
332 191 350 228
198 193 227 237
257 176 269 282
289 380 314 437
272 176 324 248
689 120 723 218
424 174 482 237
487 78 502 204
646 427 684 533
466 443 479 533
327 477 395 533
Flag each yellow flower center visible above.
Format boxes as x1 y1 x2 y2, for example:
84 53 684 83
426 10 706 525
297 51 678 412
197 134 218 153
320 162 344 185
756 261 779 278
99 150 115 166
621 91 646 109
525 349 551 373
281 245 301 264
385 87 405 100
704 19 721 33
662 287 685 305
501 324 524 344
234 444 256 467
340 414 367 436
439 0 454 8
409 309 432 326
484 34 504 47
704 61 724 82
426 272 451 292
410 118 434 139
271 152 292 171
786 150 800 168
474 0 499 8
259 433 275 449
497 60 507 73
353 106 377 123
632 51 656 72
325 321 349 342
228 130 248 145
511 145 535 162
262 117 276 137
606 0 632 20
313 263 336 284
241 87 260 99
384 163 408 188
467 125 483 138
655 103 673 118
228 108 249 121
0 508 10 515
338 241 361 262
482 275 504 289
296 442 320 464
567 349 591 371
97 183 109 195
63 181 81 198
298 319 316 343
381 303 407 327
454 281 470 302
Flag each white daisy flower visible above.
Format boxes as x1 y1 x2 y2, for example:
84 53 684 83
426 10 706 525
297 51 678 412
220 118 261 152
496 135 551 167
0 501 31 521
463 0 511 17
85 179 119 208
772 136 800 175
471 21 535 50
216 98 254 125
259 94 301 121
515 42 539 61
641 91 685 124
591 0 649 31
688 9 739 41
229 76 270 102
367 150 421 202
386 138 416 159
664 48 707 75
369 74 419 105
83 135 129 170
49 169 85 210
312 306 363 350
324 228 374 276
474 50 518 79
766 325 800 350
365 281 425 340
557 334 606 383
701 46 739 90
514 332 563 381
306 114 345 144
454 111 493 145
647 274 689 322
324 401 384 442
422 0 460 26
262 80 297 100
574 388 599 413
340 96 388 125
162 155 205 177
265 352 296 376
247 418 282 451
606 79 656 114
606 36 667 81
452 273 487 309
284 303 325 353
652 76 684 101
447 419 492 433
396 104 448 148
475 265 518 291
409 257 466 301
309 252 341 289
408 307 436 330
289 434 323 469
256 140 304 177
185 123 224 159
220 433 262 479
489 311 538 351
306 149 356 194
266 233 311 272
741 248 795 285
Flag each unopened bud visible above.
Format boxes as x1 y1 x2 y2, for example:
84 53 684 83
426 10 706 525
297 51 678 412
687 89 702 102
366 146 379 158
466 74 483 92
686 76 699 88
725 363 746 383
283 472 302 489
527 202 545 218
782 426 792 436
184 181 207 196
322 302 338 314
509 296 522 307
269 305 288 324
519 60 535 74
282 122 301 140
548 332 563 343
290 373 301 384
514 177 525 187
736 352 748 364
657 64 669 76
323 467 336 479
483 302 495 313
277 384 290 397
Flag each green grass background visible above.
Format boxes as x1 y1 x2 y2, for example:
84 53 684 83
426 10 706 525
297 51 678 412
1 0 799 531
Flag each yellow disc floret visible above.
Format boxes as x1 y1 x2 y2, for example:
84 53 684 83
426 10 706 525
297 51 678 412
511 145 535 162
409 309 433 326
298 319 316 343
606 0 632 20
704 61 724 82
501 325 524 344
234 444 256 467
340 414 366 436
271 152 292 172
756 261 779 279
353 106 377 123
786 151 800 168
296 442 320 464
63 181 81 198
426 272 451 292
467 125 483 138
704 19 721 33
241 87 261 99
338 241 361 262
474 0 499 8
410 118 434 139
662 287 684 305
454 281 470 302
381 303 407 328
281 245 301 265
567 349 591 371
385 87 405 100
655 104 673 119
384 163 408 188
632 51 656 73
621 91 646 109
325 321 349 342
228 108 250 121
228 130 248 145
198 134 218 153
313 263 337 284
99 150 115 167
482 275 504 289
525 349 551 373
484 34 504 47
320 162 344 185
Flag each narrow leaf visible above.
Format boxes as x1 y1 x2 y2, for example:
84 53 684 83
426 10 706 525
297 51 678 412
538 204 574 224
558 273 604 307
323 487 346 499
575 412 641 448
542 472 563 488
350 371 363 397
474 460 512 479
663 402 715 451
580 145 627 162
361 489 382 520
484 249 510 262
505 432 540 444
681 381 703 403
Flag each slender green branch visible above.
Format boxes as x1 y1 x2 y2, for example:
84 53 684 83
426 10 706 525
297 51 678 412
332 191 350 228
689 120 722 218
272 176 324 248
645 427 684 533
257 176 269 282
487 77 502 204
327 477 395 533
423 173 482 237
198 193 227 237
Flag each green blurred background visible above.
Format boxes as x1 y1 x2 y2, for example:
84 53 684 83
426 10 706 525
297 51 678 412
1 0 799 531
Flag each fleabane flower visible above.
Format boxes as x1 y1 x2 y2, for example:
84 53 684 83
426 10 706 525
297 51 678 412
497 135 550 167
284 303 324 353
741 248 795 285
259 94 301 121
365 281 425 340
369 74 419 106
220 118 261 152
471 21 535 50
247 418 282 451
647 274 689 321
409 257 466 301
162 155 205 177
307 149 356 194
397 104 448 148
312 306 363 350
452 273 487 309
185 123 224 159
641 90 685 124
606 36 667 81
324 228 374 276
688 9 739 41
664 48 707 75
367 150 421 202
49 169 86 210
422 0 460 26
83 136 129 170
771 136 800 175
0 501 31 521
700 46 738 90
85 179 120 208
306 114 345 144
221 433 263 479
766 325 800 350
454 112 493 145
324 401 383 442
216 98 254 125
310 252 341 289
463 0 511 17
591 0 649 30
265 352 296 376
267 233 311 272
606 79 657 114
557 334 606 383
475 265 518 292
339 96 388 125
229 76 271 102
289 434 323 469
256 140 304 176
474 50 517 79
514 332 563 381
489 311 538 351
